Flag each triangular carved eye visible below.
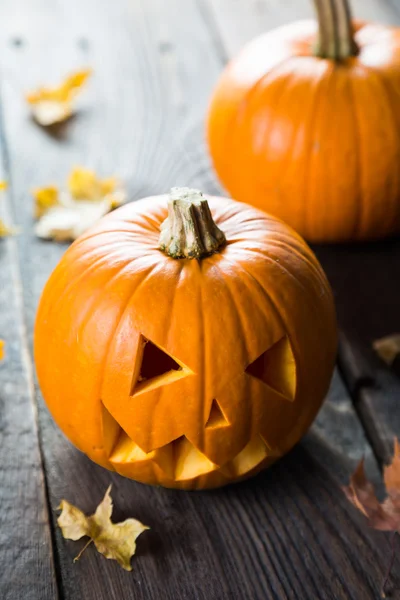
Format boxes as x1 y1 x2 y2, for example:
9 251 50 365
205 399 230 429
245 336 296 400
131 337 188 396
140 339 181 379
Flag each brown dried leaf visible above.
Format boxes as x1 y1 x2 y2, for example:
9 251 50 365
344 439 400 532
373 334 400 366
26 69 91 126
58 485 149 571
344 459 400 531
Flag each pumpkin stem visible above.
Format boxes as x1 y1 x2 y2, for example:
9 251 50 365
313 0 358 59
159 187 226 259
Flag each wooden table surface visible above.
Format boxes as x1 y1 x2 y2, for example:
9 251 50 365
1 1 400 599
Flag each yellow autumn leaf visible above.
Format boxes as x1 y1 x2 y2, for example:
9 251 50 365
0 181 8 191
68 167 117 201
58 485 149 571
373 334 400 366
0 340 4 361
26 69 91 126
33 186 60 219
34 167 126 241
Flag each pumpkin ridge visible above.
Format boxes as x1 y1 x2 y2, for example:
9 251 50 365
261 62 313 202
368 67 400 236
298 60 332 240
100 259 166 406
345 67 363 240
209 258 258 447
245 236 330 296
216 57 295 184
77 258 153 342
215 250 289 420
42 248 127 321
228 245 327 317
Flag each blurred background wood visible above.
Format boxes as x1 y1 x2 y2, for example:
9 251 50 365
0 0 399 598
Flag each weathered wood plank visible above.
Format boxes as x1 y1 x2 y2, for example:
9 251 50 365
317 244 400 466
0 0 396 598
0 156 58 595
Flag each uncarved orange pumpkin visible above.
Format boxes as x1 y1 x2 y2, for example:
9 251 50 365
34 187 337 489
208 0 400 243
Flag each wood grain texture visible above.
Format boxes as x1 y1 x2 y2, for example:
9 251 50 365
0 151 57 595
317 244 400 467
0 0 397 598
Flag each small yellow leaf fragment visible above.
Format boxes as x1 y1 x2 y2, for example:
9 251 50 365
0 340 5 361
68 167 119 202
373 334 400 366
57 485 149 571
26 69 92 126
33 186 60 219
0 181 8 191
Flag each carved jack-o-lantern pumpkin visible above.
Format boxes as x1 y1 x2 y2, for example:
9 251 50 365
34 188 337 489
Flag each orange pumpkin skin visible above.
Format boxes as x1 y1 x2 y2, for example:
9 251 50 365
34 194 337 489
208 20 400 243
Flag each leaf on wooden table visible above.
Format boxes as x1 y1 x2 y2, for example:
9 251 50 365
34 167 126 242
344 439 400 597
26 69 92 126
68 167 115 201
373 334 400 366
58 485 149 571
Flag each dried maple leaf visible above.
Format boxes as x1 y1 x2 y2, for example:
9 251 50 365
26 69 91 126
58 485 149 571
344 439 400 596
373 334 400 367
34 167 125 242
